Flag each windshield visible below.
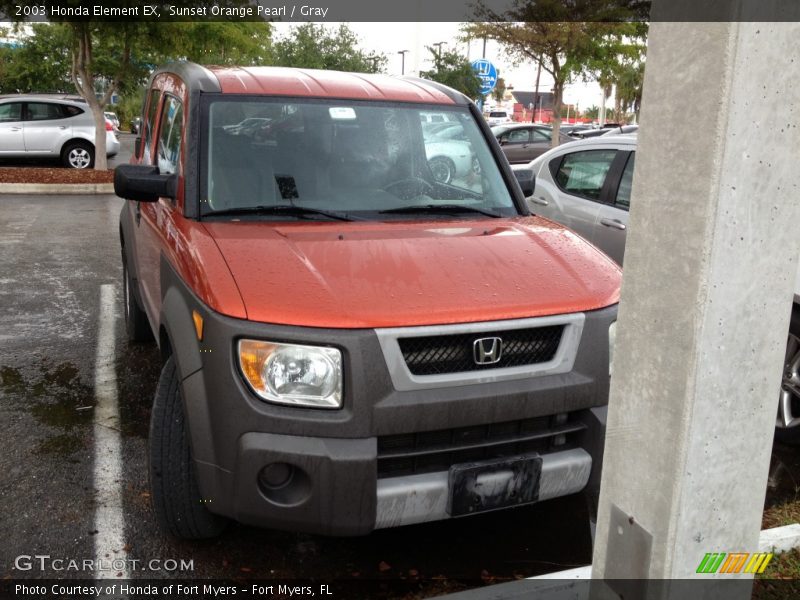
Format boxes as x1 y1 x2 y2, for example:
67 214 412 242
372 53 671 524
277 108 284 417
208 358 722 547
201 97 518 219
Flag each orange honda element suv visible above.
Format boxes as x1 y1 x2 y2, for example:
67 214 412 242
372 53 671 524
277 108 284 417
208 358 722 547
115 62 621 539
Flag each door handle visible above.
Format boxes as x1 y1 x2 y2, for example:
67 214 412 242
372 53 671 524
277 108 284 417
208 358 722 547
600 218 626 230
10 127 21 132
59 126 67 130
530 197 549 207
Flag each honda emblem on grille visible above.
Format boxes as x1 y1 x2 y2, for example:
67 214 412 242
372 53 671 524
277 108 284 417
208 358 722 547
473 337 503 365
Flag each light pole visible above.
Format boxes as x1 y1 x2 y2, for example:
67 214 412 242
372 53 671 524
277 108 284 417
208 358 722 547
397 50 409 75
432 41 447 59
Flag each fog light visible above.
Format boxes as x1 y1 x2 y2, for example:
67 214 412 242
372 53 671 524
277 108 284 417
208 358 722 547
258 462 293 489
257 463 312 507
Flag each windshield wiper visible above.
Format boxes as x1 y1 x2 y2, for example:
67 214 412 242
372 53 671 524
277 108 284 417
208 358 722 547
205 205 356 222
379 204 503 218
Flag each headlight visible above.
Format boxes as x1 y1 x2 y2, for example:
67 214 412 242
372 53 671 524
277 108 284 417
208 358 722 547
238 340 342 409
608 321 617 377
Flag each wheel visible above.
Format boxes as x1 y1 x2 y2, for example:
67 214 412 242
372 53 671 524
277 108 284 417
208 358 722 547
428 156 455 184
775 308 800 445
149 356 228 539
61 141 94 169
122 250 153 342
471 156 481 176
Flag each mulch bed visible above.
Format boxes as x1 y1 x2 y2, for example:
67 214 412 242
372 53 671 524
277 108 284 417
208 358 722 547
0 167 114 184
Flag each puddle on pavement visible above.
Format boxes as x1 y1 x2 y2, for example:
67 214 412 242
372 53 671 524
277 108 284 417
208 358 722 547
0 361 92 457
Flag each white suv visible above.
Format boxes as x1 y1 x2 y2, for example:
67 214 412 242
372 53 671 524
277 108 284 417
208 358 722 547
486 110 512 126
0 96 120 168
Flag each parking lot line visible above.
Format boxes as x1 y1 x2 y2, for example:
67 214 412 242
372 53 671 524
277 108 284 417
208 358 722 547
93 283 130 580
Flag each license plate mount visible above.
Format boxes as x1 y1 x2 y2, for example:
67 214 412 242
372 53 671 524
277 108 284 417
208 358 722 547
447 454 542 517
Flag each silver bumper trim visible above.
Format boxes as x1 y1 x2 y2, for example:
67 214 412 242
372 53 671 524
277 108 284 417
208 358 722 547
374 448 592 529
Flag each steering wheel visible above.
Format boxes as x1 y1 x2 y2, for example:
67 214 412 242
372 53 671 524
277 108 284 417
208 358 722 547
382 177 434 200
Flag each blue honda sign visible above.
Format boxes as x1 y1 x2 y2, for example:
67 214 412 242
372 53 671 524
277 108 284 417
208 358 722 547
471 59 498 96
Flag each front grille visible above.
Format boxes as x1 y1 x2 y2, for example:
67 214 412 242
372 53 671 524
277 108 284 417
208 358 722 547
398 325 564 376
377 416 585 478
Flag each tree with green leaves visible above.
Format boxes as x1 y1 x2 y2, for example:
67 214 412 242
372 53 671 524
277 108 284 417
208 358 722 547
419 46 483 99
0 23 73 93
171 22 271 66
271 23 385 73
465 1 647 145
0 0 272 169
581 22 647 124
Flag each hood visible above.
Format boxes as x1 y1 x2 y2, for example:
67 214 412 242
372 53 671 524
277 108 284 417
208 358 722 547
202 217 621 328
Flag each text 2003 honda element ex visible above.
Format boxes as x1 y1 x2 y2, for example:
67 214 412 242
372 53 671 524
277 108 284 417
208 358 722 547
115 63 621 539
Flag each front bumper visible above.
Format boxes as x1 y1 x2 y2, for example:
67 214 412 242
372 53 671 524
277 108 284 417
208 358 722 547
161 262 615 535
194 417 604 536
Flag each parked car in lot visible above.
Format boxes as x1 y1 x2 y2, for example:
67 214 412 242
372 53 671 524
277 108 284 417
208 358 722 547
491 123 574 164
560 124 592 137
104 111 120 130
522 133 800 443
602 125 639 136
116 62 621 540
485 110 512 125
0 95 119 168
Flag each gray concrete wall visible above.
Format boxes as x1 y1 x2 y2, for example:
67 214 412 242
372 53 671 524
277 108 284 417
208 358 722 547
592 18 800 580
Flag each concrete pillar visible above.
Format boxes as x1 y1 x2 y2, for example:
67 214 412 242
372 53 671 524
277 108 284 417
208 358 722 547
591 13 800 588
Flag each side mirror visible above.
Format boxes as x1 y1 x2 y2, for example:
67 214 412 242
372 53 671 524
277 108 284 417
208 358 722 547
512 167 536 197
133 136 143 159
114 164 177 203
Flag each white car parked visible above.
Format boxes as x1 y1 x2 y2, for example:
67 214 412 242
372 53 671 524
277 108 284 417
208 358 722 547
485 110 513 126
0 96 120 168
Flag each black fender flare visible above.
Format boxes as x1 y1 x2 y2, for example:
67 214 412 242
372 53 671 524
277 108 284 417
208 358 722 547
158 256 217 469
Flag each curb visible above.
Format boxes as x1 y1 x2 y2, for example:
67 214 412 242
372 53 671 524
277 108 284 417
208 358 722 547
0 183 115 195
432 524 800 599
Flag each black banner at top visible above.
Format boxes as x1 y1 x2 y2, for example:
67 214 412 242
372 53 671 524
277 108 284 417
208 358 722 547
1 0 800 23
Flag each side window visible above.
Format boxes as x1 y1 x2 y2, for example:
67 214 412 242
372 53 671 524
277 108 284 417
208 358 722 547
507 129 530 143
615 152 635 209
532 129 551 142
0 102 22 122
25 102 65 121
156 96 184 176
63 105 84 117
553 149 618 201
142 89 162 164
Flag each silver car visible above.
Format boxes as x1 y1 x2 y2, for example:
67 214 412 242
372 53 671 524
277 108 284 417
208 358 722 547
522 133 800 443
523 134 636 265
0 96 120 168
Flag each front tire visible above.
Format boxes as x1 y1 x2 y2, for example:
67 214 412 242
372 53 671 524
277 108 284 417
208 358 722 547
149 357 228 539
61 141 94 169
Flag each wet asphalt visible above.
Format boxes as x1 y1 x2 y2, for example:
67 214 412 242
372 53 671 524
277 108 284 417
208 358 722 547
1 140 799 598
0 187 592 596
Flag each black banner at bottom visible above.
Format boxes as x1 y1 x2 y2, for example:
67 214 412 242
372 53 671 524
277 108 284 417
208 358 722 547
2 578 800 600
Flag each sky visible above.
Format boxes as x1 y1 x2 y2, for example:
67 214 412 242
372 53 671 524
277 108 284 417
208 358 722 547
271 21 609 111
